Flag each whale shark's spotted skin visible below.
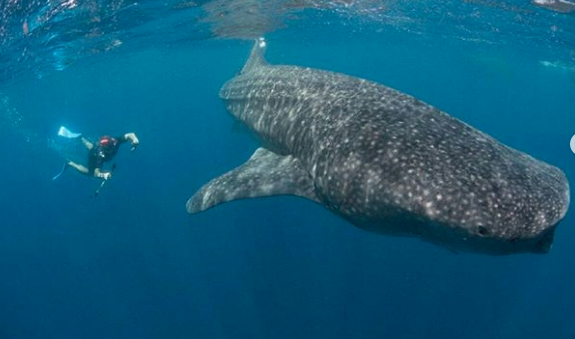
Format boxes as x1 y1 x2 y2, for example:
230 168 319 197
187 39 570 255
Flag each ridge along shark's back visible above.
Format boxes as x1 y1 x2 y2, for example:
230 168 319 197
187 38 570 255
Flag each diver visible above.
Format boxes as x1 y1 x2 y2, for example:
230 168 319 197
66 133 140 180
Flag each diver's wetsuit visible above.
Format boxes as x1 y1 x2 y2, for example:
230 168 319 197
87 136 127 174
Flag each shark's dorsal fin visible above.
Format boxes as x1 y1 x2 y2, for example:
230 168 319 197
186 148 318 214
240 37 268 74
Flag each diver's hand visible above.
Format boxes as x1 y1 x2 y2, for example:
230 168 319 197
97 171 112 180
124 132 139 151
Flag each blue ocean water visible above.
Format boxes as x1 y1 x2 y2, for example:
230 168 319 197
0 0 574 338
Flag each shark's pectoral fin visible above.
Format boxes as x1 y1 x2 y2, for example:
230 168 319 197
186 148 318 214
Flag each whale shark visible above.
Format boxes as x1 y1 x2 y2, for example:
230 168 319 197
187 38 570 255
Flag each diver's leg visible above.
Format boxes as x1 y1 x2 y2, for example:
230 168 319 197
67 161 89 175
80 137 93 150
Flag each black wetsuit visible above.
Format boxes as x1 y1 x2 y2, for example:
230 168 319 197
87 136 127 174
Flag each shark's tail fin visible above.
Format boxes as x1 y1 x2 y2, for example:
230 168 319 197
241 37 267 74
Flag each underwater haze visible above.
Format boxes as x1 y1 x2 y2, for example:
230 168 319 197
1 0 575 338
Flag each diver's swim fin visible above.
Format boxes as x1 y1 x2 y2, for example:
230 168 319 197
57 126 81 138
52 162 68 181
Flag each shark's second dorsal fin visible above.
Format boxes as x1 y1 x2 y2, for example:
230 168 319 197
241 37 267 74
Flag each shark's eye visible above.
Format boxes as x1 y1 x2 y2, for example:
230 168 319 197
477 226 489 236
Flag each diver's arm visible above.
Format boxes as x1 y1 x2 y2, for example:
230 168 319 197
122 132 139 151
123 132 139 145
